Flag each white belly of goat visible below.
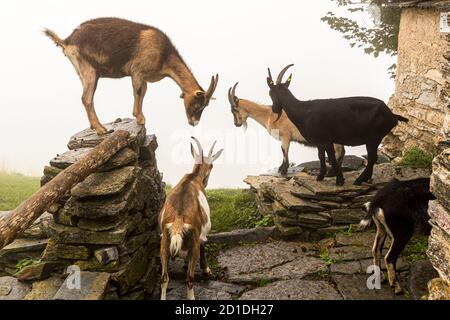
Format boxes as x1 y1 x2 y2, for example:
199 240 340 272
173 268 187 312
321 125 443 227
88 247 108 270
198 191 211 242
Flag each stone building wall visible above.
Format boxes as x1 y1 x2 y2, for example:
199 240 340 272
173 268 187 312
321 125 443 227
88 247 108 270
382 8 450 158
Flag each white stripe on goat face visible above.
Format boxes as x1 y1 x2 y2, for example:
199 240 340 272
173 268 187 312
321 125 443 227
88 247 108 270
198 191 211 242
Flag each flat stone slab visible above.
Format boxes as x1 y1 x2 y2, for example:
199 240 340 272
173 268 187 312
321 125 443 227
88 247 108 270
0 238 48 257
71 166 137 198
217 241 319 283
329 245 373 261
332 274 407 300
208 227 277 245
244 175 287 191
297 155 365 174
331 257 408 274
330 261 363 274
50 147 137 171
166 280 246 300
330 209 365 224
240 279 342 300
53 271 110 300
0 276 31 300
260 180 324 212
24 276 65 300
67 118 145 150
335 232 377 247
293 172 372 196
47 219 127 245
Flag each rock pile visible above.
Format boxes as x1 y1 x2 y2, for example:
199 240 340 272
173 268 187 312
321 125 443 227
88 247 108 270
0 119 165 300
245 157 431 239
427 148 450 299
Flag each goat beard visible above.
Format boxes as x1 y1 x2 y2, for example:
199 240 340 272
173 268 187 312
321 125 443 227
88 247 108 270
275 111 282 122
242 120 248 131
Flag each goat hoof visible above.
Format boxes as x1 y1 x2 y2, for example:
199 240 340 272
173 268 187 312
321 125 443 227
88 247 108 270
202 267 212 277
336 179 345 186
393 285 403 295
353 179 363 186
94 126 110 135
135 114 146 125
316 174 325 181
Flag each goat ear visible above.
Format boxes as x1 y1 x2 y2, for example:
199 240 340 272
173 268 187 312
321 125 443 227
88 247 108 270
266 77 274 88
284 74 292 88
211 149 224 162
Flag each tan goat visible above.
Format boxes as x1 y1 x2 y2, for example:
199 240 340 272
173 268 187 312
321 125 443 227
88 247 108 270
44 17 218 135
159 137 223 300
228 83 345 175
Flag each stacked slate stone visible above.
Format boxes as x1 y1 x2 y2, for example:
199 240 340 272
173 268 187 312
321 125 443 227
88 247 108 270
38 118 165 300
427 148 450 299
245 159 431 240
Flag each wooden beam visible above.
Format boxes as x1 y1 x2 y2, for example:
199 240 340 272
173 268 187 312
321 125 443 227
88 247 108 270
0 130 131 249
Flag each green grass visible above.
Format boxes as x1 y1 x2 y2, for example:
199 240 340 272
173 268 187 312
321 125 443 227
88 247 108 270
15 258 39 273
206 189 269 233
2 172 267 234
403 235 429 264
399 146 435 168
0 171 40 211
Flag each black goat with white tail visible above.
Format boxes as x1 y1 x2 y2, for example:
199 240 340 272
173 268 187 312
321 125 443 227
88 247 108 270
359 178 435 294
266 64 408 186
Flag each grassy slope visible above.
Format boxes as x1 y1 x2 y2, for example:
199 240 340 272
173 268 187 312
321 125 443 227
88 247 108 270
0 172 40 211
0 172 264 232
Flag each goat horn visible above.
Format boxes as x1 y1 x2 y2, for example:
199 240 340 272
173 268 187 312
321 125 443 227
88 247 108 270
276 64 294 84
208 140 217 158
191 136 203 157
228 82 239 109
205 74 219 99
267 68 273 83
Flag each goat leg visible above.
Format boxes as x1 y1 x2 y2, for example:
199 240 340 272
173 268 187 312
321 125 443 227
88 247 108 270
160 231 170 300
317 147 327 181
325 144 344 186
200 243 211 276
278 142 290 175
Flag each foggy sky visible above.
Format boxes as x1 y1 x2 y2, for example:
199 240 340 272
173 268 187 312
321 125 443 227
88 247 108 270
0 0 395 188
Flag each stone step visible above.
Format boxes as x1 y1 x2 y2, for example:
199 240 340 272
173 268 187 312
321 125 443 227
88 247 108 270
53 271 110 300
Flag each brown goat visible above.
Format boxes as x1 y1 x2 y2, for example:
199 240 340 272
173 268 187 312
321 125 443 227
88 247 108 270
228 83 345 175
44 17 218 134
159 137 223 300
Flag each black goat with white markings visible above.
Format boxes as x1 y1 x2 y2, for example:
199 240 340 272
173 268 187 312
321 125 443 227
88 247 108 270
359 178 436 294
266 64 408 186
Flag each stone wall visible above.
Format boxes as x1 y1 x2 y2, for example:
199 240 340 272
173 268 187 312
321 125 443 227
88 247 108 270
0 119 166 300
245 158 431 240
382 8 450 158
427 149 450 299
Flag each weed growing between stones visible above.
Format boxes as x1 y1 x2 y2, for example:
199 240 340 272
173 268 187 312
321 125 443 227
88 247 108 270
256 278 271 287
204 243 229 280
15 258 39 273
319 249 340 266
399 146 435 168
403 235 429 264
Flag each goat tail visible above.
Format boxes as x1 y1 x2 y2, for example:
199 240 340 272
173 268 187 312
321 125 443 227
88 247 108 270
43 28 65 49
394 114 409 123
166 219 191 258
358 202 376 230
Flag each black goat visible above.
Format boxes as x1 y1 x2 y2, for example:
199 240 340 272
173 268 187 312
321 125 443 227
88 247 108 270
266 64 408 185
359 178 436 294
